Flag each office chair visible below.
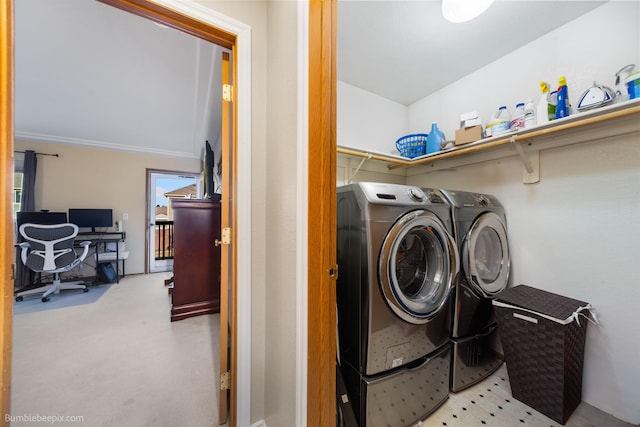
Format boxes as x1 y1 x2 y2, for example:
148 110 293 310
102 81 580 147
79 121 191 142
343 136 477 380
16 223 91 302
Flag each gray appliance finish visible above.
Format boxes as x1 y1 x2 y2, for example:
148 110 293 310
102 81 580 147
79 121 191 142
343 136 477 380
341 344 451 427
337 182 459 426
438 189 511 393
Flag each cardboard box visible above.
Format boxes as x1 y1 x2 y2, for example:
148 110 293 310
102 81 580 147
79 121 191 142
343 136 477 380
455 125 483 146
459 111 482 128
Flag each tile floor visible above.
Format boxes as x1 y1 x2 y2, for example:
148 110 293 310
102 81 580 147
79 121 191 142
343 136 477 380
419 364 633 427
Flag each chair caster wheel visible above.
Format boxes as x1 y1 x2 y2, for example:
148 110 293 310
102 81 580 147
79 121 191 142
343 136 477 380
83 287 89 293
15 296 23 302
42 296 50 303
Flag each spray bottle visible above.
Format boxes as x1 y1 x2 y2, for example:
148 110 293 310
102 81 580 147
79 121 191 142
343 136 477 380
555 76 570 119
537 82 551 125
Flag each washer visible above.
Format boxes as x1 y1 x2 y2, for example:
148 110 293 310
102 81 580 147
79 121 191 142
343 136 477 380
336 182 459 427
438 189 511 393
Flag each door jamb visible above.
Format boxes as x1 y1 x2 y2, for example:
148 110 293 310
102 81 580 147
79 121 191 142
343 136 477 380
306 0 338 425
1 0 14 423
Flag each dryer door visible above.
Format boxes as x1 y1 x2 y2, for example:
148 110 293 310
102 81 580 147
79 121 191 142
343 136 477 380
379 210 459 324
462 212 510 297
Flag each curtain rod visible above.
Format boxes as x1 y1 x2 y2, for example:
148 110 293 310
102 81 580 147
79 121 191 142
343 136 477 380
14 150 59 157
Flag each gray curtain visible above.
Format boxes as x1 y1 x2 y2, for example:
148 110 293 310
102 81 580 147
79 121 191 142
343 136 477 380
20 150 37 212
15 150 37 290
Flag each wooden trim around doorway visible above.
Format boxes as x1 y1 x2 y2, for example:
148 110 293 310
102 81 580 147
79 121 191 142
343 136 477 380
98 0 235 49
0 0 13 423
307 0 337 425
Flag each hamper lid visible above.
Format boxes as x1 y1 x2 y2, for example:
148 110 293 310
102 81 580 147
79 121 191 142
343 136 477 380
493 284 589 323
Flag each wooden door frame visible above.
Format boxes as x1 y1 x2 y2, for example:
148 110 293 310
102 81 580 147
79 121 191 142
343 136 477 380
1 1 253 426
1 0 14 423
307 0 338 425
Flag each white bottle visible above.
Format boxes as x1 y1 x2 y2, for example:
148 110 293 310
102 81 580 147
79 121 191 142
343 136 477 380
486 106 510 137
510 103 525 131
524 99 536 129
537 82 551 125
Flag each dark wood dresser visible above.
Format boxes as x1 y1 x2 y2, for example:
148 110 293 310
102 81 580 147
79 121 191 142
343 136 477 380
170 199 221 321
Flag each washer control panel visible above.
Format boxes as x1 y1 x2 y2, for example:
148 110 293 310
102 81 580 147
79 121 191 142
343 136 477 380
357 182 447 206
407 187 426 202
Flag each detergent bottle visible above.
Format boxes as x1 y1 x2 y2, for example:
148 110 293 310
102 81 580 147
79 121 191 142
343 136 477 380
555 75 570 119
537 82 551 125
524 99 536 129
486 106 510 137
426 122 445 154
510 103 525 131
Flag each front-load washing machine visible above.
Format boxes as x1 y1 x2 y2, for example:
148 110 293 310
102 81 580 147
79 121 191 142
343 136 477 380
438 189 510 392
336 182 459 427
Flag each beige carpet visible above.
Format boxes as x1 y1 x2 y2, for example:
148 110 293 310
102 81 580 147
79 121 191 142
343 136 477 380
11 272 226 427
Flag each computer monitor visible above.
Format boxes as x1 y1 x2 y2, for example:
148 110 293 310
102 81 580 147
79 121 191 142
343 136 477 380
68 208 113 232
16 211 68 228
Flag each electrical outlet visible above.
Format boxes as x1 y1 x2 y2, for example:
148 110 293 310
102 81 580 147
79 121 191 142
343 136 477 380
123 213 129 220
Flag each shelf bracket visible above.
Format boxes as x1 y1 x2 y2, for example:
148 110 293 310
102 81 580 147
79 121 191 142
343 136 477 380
510 136 539 184
349 153 372 183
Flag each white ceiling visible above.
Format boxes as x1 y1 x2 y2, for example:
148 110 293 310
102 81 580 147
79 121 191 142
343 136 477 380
15 0 224 158
338 1 606 105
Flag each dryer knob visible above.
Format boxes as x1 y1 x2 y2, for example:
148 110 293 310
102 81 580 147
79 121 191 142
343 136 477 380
408 187 426 202
477 195 490 206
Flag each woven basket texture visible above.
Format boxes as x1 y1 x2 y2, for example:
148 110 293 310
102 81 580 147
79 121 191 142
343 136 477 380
494 285 589 425
496 284 587 320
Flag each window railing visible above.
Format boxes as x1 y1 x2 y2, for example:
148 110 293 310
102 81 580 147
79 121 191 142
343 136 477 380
155 221 174 260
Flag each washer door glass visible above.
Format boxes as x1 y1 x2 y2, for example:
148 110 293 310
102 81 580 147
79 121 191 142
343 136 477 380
463 212 510 297
379 210 459 324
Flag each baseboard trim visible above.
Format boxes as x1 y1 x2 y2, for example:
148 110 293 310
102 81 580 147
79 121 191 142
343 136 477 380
250 420 267 427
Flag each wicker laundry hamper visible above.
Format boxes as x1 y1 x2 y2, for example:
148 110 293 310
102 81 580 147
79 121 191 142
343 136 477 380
493 285 595 425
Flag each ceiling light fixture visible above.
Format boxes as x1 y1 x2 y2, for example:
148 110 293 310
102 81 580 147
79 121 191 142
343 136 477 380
442 0 495 23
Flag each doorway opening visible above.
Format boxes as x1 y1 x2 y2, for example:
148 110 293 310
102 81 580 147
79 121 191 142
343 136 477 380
146 170 200 274
2 1 253 425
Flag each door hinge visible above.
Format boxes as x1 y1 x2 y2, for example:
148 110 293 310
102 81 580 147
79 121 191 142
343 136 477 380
220 370 230 391
215 227 232 247
10 263 15 280
223 84 233 102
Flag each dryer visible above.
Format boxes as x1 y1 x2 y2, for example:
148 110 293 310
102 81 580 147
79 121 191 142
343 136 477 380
439 189 510 393
337 182 459 427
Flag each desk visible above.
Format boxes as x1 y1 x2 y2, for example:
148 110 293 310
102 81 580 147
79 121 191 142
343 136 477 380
77 231 127 283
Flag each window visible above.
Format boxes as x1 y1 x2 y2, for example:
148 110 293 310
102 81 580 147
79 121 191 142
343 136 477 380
13 172 23 218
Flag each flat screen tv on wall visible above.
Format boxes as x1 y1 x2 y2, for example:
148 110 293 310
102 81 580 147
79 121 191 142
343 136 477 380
68 208 113 232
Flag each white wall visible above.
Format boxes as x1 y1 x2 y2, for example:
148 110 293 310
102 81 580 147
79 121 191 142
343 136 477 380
404 2 640 424
408 2 640 141
339 1 640 423
338 81 408 154
263 1 299 425
336 154 407 186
